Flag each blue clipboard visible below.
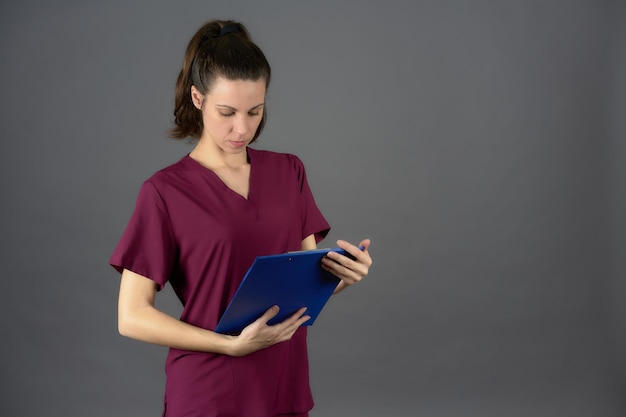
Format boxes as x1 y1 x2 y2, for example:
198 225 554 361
214 248 347 335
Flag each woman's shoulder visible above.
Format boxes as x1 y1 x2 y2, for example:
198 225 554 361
249 148 306 171
143 154 195 188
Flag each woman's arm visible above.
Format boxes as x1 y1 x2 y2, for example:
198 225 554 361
301 235 373 294
118 269 310 357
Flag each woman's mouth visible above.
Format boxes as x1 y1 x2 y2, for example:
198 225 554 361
229 140 247 148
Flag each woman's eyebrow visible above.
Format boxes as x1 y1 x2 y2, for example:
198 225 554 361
216 103 265 111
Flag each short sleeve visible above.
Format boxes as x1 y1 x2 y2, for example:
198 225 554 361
109 181 177 289
291 155 330 243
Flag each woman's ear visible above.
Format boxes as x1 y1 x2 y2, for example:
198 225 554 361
191 85 204 110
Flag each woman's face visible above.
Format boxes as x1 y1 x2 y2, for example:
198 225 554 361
192 76 266 156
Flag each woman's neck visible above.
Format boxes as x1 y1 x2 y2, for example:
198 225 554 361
189 139 248 171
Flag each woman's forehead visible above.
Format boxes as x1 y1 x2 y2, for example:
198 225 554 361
207 77 266 105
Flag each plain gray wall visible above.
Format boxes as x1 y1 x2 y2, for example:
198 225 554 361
1 1 624 416
608 0 626 399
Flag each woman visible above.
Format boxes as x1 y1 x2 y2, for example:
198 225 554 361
110 19 372 417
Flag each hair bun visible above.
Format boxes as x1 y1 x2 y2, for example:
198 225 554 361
220 24 239 36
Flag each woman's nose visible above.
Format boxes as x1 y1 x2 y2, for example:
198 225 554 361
233 115 249 135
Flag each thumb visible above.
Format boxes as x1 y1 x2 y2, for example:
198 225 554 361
358 238 371 251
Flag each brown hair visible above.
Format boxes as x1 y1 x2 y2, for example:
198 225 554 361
169 20 271 141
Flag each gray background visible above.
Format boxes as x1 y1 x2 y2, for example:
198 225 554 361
1 1 625 416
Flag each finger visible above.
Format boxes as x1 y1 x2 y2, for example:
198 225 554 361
321 258 364 285
358 238 372 253
284 307 309 327
257 305 280 325
273 310 310 340
334 239 372 266
323 250 369 277
266 307 307 329
280 314 311 336
322 255 360 276
286 306 308 321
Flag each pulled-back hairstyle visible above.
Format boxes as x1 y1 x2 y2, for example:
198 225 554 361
170 20 271 141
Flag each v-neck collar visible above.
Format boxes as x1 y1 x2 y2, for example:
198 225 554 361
185 147 260 204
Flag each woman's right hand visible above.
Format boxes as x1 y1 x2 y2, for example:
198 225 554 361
227 306 310 357
118 269 309 357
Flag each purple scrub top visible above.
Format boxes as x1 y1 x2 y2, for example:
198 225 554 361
110 148 330 416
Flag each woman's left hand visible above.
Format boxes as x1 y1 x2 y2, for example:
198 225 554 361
321 239 372 290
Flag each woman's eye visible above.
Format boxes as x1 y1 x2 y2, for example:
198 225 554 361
219 111 261 117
